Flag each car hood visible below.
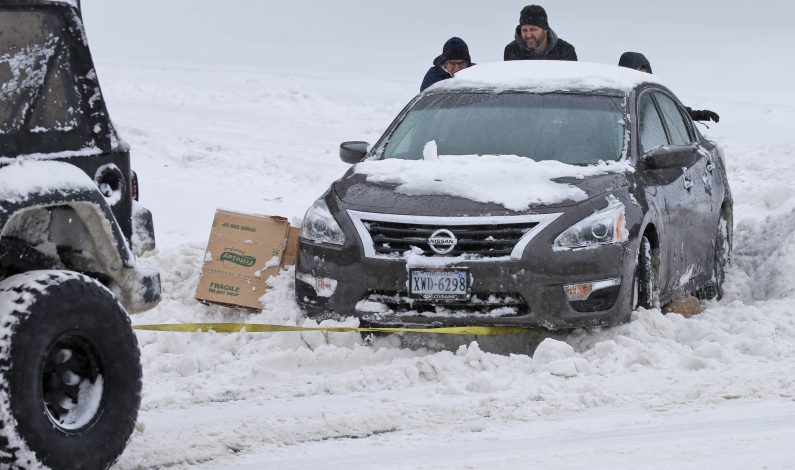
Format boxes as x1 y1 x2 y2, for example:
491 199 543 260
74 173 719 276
334 157 631 214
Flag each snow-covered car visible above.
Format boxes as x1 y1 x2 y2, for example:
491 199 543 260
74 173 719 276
1 1 159 468
295 61 731 330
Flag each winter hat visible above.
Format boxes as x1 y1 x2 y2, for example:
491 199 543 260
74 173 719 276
520 5 549 30
440 37 471 64
618 52 653 73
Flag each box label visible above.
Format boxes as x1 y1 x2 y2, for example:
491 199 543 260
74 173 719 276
208 282 241 296
219 251 257 268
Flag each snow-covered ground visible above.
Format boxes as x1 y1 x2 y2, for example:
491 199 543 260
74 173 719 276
73 1 795 468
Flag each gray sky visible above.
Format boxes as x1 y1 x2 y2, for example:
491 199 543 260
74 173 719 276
81 1 792 102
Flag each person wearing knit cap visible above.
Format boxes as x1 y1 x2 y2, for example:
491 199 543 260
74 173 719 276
617 52 720 123
420 37 473 92
504 5 577 61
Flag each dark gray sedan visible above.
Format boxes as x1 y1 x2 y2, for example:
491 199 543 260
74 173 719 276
295 62 731 330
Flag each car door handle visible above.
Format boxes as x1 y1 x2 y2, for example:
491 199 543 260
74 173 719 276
683 176 694 190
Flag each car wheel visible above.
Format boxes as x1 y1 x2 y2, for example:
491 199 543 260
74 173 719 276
634 236 658 310
695 214 730 300
0 271 142 470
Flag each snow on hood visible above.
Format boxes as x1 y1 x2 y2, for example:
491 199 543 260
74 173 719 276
435 61 667 94
353 155 632 211
0 160 96 203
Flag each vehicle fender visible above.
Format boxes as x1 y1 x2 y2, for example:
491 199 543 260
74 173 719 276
0 161 135 272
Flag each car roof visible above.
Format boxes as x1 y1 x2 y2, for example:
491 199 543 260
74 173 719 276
430 61 666 96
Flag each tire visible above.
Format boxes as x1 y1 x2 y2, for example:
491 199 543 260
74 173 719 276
634 236 658 310
0 271 142 470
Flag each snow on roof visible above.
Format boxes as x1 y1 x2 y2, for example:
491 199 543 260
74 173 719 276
8 0 80 7
434 61 667 94
43 0 79 8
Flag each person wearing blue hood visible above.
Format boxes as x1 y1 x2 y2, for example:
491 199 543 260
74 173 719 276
618 52 720 123
504 5 577 61
420 37 472 92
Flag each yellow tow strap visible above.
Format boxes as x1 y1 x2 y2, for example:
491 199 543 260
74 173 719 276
132 323 533 336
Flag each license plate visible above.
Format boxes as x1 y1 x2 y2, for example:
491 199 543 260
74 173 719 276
409 268 470 301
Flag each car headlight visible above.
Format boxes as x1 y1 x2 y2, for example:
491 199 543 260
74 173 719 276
301 199 346 245
553 197 628 251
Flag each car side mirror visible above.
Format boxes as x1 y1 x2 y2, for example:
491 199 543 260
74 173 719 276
339 141 370 164
643 145 698 170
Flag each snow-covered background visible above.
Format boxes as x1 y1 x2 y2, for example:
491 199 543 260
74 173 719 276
77 1 795 468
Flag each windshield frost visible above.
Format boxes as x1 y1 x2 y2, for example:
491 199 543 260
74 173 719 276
382 93 626 165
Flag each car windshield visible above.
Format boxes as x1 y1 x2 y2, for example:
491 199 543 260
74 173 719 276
381 92 626 165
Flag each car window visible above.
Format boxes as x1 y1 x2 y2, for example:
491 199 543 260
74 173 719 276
638 93 668 153
654 92 692 145
382 93 626 165
0 10 93 157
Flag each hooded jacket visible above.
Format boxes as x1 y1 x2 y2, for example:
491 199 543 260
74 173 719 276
503 26 577 61
420 37 472 92
618 52 652 72
616 52 719 122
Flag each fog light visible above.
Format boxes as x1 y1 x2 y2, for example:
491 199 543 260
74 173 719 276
296 273 338 298
564 278 621 301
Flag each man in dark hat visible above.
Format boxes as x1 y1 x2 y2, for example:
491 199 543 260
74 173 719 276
504 5 577 61
617 52 720 123
420 37 473 92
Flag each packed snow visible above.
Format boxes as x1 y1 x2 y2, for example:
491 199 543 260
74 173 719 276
0 160 98 202
353 156 631 210
42 0 795 468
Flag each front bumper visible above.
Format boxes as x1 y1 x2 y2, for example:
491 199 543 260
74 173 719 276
296 238 635 331
114 265 161 313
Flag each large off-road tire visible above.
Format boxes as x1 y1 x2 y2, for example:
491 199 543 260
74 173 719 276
695 215 730 301
634 236 658 310
0 271 142 470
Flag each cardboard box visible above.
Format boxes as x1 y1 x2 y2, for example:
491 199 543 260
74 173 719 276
195 209 300 310
280 226 301 267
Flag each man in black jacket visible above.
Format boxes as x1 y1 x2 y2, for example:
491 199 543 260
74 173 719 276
504 5 577 61
618 52 720 123
420 37 472 92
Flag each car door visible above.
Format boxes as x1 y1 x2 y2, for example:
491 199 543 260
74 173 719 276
636 90 700 298
653 91 717 287
637 92 682 292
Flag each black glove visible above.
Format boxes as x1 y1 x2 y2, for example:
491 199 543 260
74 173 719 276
689 109 720 123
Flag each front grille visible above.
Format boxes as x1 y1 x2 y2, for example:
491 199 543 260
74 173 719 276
362 220 538 258
360 292 528 316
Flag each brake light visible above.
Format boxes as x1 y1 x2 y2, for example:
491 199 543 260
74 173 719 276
131 171 139 201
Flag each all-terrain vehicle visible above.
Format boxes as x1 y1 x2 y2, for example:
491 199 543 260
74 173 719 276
0 1 160 468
